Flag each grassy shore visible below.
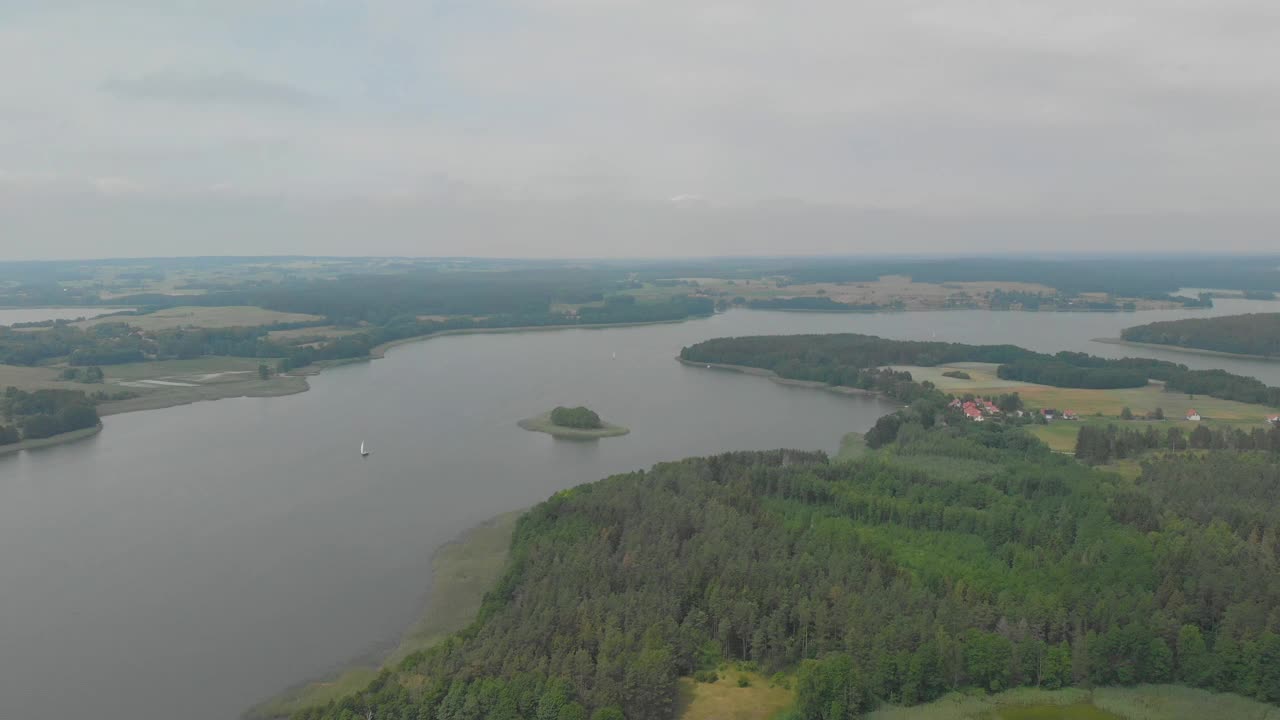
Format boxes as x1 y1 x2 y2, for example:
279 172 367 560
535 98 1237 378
0 423 102 456
677 357 890 400
518 412 630 439
1093 337 1280 362
247 511 523 719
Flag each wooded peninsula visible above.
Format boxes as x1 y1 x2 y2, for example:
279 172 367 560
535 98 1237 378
1121 313 1280 359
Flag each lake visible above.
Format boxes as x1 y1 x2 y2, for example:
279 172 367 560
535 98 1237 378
1 301 1277 720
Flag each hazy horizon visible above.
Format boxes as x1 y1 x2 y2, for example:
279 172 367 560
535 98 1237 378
3 2 1279 259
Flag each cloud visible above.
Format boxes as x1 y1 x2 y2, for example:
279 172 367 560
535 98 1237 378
1 1 1279 258
103 70 322 108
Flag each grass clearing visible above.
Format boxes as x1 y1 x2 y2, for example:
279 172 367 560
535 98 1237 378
894 364 1278 421
247 511 522 719
837 432 868 461
0 363 67 392
676 671 793 720
74 306 322 331
867 685 1278 720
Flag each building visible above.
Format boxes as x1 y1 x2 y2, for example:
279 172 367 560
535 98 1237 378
1186 409 1202 422
1267 415 1279 426
1062 410 1079 420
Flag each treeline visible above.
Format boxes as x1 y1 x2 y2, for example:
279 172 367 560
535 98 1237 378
0 297 711 371
274 296 712 372
299 421 1280 720
1122 313 1280 358
1076 423 1280 465
0 322 317 367
680 333 1280 405
109 269 636 325
0 387 100 443
774 257 1280 298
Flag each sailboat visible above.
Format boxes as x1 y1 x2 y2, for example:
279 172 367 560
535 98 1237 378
360 441 370 458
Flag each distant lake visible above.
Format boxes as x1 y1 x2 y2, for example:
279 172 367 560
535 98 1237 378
0 307 132 325
1 300 1277 720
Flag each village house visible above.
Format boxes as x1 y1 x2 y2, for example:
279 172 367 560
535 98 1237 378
1267 414 1279 426
1186 409 1202 422
1062 410 1079 420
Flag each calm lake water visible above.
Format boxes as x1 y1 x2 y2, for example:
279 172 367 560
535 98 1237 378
1 301 1277 720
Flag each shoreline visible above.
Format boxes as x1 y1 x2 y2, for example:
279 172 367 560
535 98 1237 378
246 510 524 719
0 423 103 456
1093 337 1280 363
676 357 902 402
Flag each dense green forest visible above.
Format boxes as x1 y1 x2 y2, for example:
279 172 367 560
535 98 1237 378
0 387 100 443
295 416 1280 720
1122 313 1280 358
679 334 1280 406
549 407 603 429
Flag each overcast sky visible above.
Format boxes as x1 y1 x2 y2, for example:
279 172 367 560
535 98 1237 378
2 1 1279 259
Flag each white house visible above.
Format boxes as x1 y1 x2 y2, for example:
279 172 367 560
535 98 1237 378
1186 409 1202 422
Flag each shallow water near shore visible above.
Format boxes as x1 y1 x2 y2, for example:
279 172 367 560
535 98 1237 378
1 300 1277 720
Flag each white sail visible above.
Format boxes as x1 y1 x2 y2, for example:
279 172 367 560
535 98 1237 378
360 441 367 455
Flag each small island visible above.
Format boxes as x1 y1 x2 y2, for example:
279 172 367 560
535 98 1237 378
518 405 630 439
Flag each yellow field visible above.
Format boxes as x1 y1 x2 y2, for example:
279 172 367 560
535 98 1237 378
266 325 362 341
676 672 793 720
0 363 67 392
74 306 323 331
893 364 1278 421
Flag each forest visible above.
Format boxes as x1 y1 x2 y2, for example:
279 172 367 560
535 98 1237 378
1121 313 1280 358
679 333 1280 406
0 387 100 443
295 415 1280 720
549 407 603 429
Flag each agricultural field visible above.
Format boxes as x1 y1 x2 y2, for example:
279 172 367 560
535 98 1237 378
74 306 323 331
266 325 363 341
0 363 69 392
895 363 1278 422
623 276 1180 312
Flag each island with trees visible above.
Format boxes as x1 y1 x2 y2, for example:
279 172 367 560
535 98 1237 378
1119 312 1280 359
519 406 629 439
